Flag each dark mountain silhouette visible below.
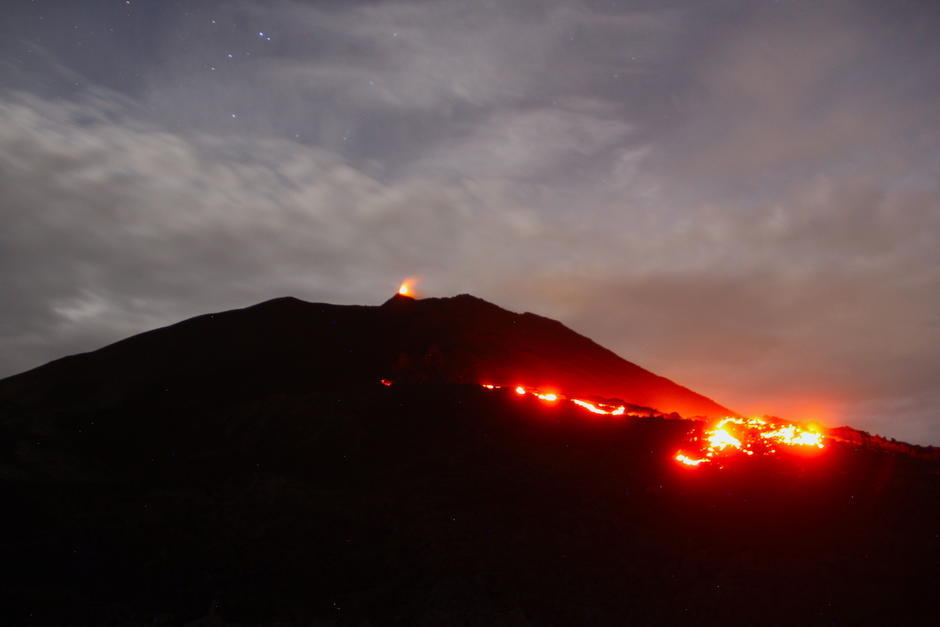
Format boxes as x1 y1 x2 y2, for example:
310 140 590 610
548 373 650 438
1 293 938 626
0 293 730 421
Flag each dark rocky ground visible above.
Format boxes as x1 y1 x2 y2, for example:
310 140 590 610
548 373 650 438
1 296 938 625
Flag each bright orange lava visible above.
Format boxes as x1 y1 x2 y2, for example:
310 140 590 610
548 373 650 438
571 399 626 416
382 380 828 468
673 416 826 467
398 277 419 297
504 385 630 416
707 425 742 451
477 382 828 468
675 453 709 466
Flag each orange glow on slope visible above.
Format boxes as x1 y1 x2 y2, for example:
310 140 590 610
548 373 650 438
501 385 631 416
761 424 825 448
479 383 827 468
675 453 710 466
571 399 626 416
674 416 826 468
707 425 742 451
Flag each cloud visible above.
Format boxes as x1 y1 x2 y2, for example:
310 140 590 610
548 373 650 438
0 90 572 375
407 105 633 180
0 87 617 384
1 0 939 445
508 168 940 444
256 1 675 111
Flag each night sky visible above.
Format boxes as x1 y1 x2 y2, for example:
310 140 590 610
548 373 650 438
2 0 939 445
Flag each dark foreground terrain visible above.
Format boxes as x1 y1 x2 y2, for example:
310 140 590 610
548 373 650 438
1 296 938 625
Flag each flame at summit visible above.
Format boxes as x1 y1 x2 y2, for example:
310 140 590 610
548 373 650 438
398 278 419 297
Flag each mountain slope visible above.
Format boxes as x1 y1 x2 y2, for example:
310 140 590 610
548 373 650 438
1 380 939 625
1 293 938 625
0 293 732 419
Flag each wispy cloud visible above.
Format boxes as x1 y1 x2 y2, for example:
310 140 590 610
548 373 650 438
1 0 938 444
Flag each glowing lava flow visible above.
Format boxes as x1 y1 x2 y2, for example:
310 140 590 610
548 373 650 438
675 453 709 467
571 399 626 416
674 416 825 467
381 380 828 468
477 383 826 467
497 384 631 416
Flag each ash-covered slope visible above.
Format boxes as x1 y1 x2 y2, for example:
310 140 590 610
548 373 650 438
0 292 731 419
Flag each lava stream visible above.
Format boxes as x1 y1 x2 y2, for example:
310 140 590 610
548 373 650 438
492 384 828 467
381 380 829 468
503 385 630 416
674 416 826 467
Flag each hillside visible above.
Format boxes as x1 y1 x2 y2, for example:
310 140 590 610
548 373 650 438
1 294 938 625
0 293 731 420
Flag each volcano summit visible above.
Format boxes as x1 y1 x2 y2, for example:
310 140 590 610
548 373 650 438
1 292 938 625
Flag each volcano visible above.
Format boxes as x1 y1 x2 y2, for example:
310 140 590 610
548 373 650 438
1 292 938 625
0 293 731 420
